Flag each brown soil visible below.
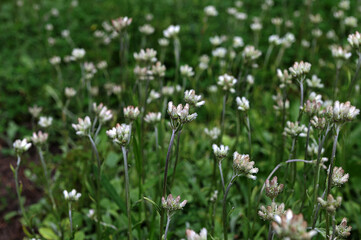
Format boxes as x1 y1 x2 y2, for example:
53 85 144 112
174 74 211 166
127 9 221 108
0 153 43 240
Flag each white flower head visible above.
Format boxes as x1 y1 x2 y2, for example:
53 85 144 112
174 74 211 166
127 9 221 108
13 139 32 155
29 105 42 118
31 131 49 146
123 106 140 121
38 116 53 128
217 74 237 93
212 144 229 159
71 48 86 60
204 5 218 16
63 189 81 201
236 96 250 111
65 87 77 98
180 65 194 77
184 89 205 107
111 16 132 32
106 123 131 146
72 116 91 136
163 25 180 38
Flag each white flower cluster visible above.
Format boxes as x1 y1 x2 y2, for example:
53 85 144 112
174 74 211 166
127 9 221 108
236 96 250 111
180 65 194 77
204 127 220 140
63 189 81 201
233 152 258 180
186 228 207 240
144 112 161 124
217 74 237 93
163 25 180 38
184 89 205 107
93 103 113 123
72 116 91 136
111 16 132 32
167 102 197 129
326 101 359 123
348 31 361 49
13 139 32 154
288 61 311 78
134 48 157 64
124 106 140 121
31 131 48 146
212 144 229 159
106 123 131 146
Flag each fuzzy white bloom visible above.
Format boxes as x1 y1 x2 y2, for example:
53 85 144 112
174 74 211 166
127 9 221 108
250 22 262 31
212 47 227 58
139 24 155 35
31 131 48 146
163 25 180 38
326 101 360 122
124 106 140 121
339 0 350 10
186 228 207 240
134 48 157 63
217 74 237 93
247 75 255 85
312 29 322 38
61 29 70 38
45 23 53 31
180 65 194 77
284 121 307 137
49 56 61 65
242 45 262 62
204 127 220 140
106 123 131 145
29 105 42 118
97 61 107 70
204 5 218 16
233 152 258 180
271 17 283 26
72 116 91 136
184 90 205 107
158 38 170 47
134 65 153 80
147 89 161 103
347 31 361 49
233 36 244 48
209 35 226 46
344 16 357 28
65 87 77 98
279 33 295 47
306 75 324 89
269 35 281 45
13 139 32 154
307 141 324 156
212 144 229 159
236 96 250 111
162 86 175 96
331 45 352 60
144 112 161 124
199 55 210 70
152 62 166 77
63 189 81 201
277 69 292 88
288 61 311 78
111 16 132 32
38 116 53 128
71 48 86 60
93 103 113 123
167 102 197 127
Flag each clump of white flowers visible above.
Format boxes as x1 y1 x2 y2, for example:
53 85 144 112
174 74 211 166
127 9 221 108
233 152 258 180
123 106 140 122
306 75 324 88
242 45 262 63
152 62 166 77
144 112 161 124
38 116 53 128
272 209 317 239
326 101 359 123
72 116 91 136
289 61 311 78
284 121 307 137
139 24 154 35
163 25 180 38
13 139 32 155
204 127 221 140
134 48 157 64
347 31 361 49
180 65 194 77
161 194 187 213
212 144 229 160
63 189 81 201
258 202 285 221
29 105 42 118
204 5 218 17
49 56 61 65
186 228 207 240
111 16 132 32
236 96 249 111
332 167 349 187
71 48 86 60
167 102 197 130
217 74 237 93
31 131 48 146
65 87 77 98
184 90 205 107
93 103 113 124
106 123 131 146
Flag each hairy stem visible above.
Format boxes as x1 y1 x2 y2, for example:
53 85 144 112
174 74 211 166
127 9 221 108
122 146 133 240
164 214 171 240
223 174 238 240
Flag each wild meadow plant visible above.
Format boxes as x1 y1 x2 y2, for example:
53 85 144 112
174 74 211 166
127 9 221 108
5 1 361 239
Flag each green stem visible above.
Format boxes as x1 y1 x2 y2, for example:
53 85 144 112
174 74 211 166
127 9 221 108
38 148 56 210
160 129 176 240
88 135 102 240
219 161 225 193
219 94 227 144
122 146 133 240
170 130 182 188
347 51 361 98
223 174 238 240
14 155 30 227
164 213 171 240
68 202 73 236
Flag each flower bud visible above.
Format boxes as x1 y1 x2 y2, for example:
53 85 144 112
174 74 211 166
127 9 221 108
265 176 284 200
233 152 258 180
13 139 32 155
317 194 342 214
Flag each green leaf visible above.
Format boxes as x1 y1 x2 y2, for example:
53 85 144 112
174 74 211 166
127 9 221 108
74 231 85 240
4 211 17 221
105 151 120 168
39 227 59 240
100 173 126 213
143 197 161 215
